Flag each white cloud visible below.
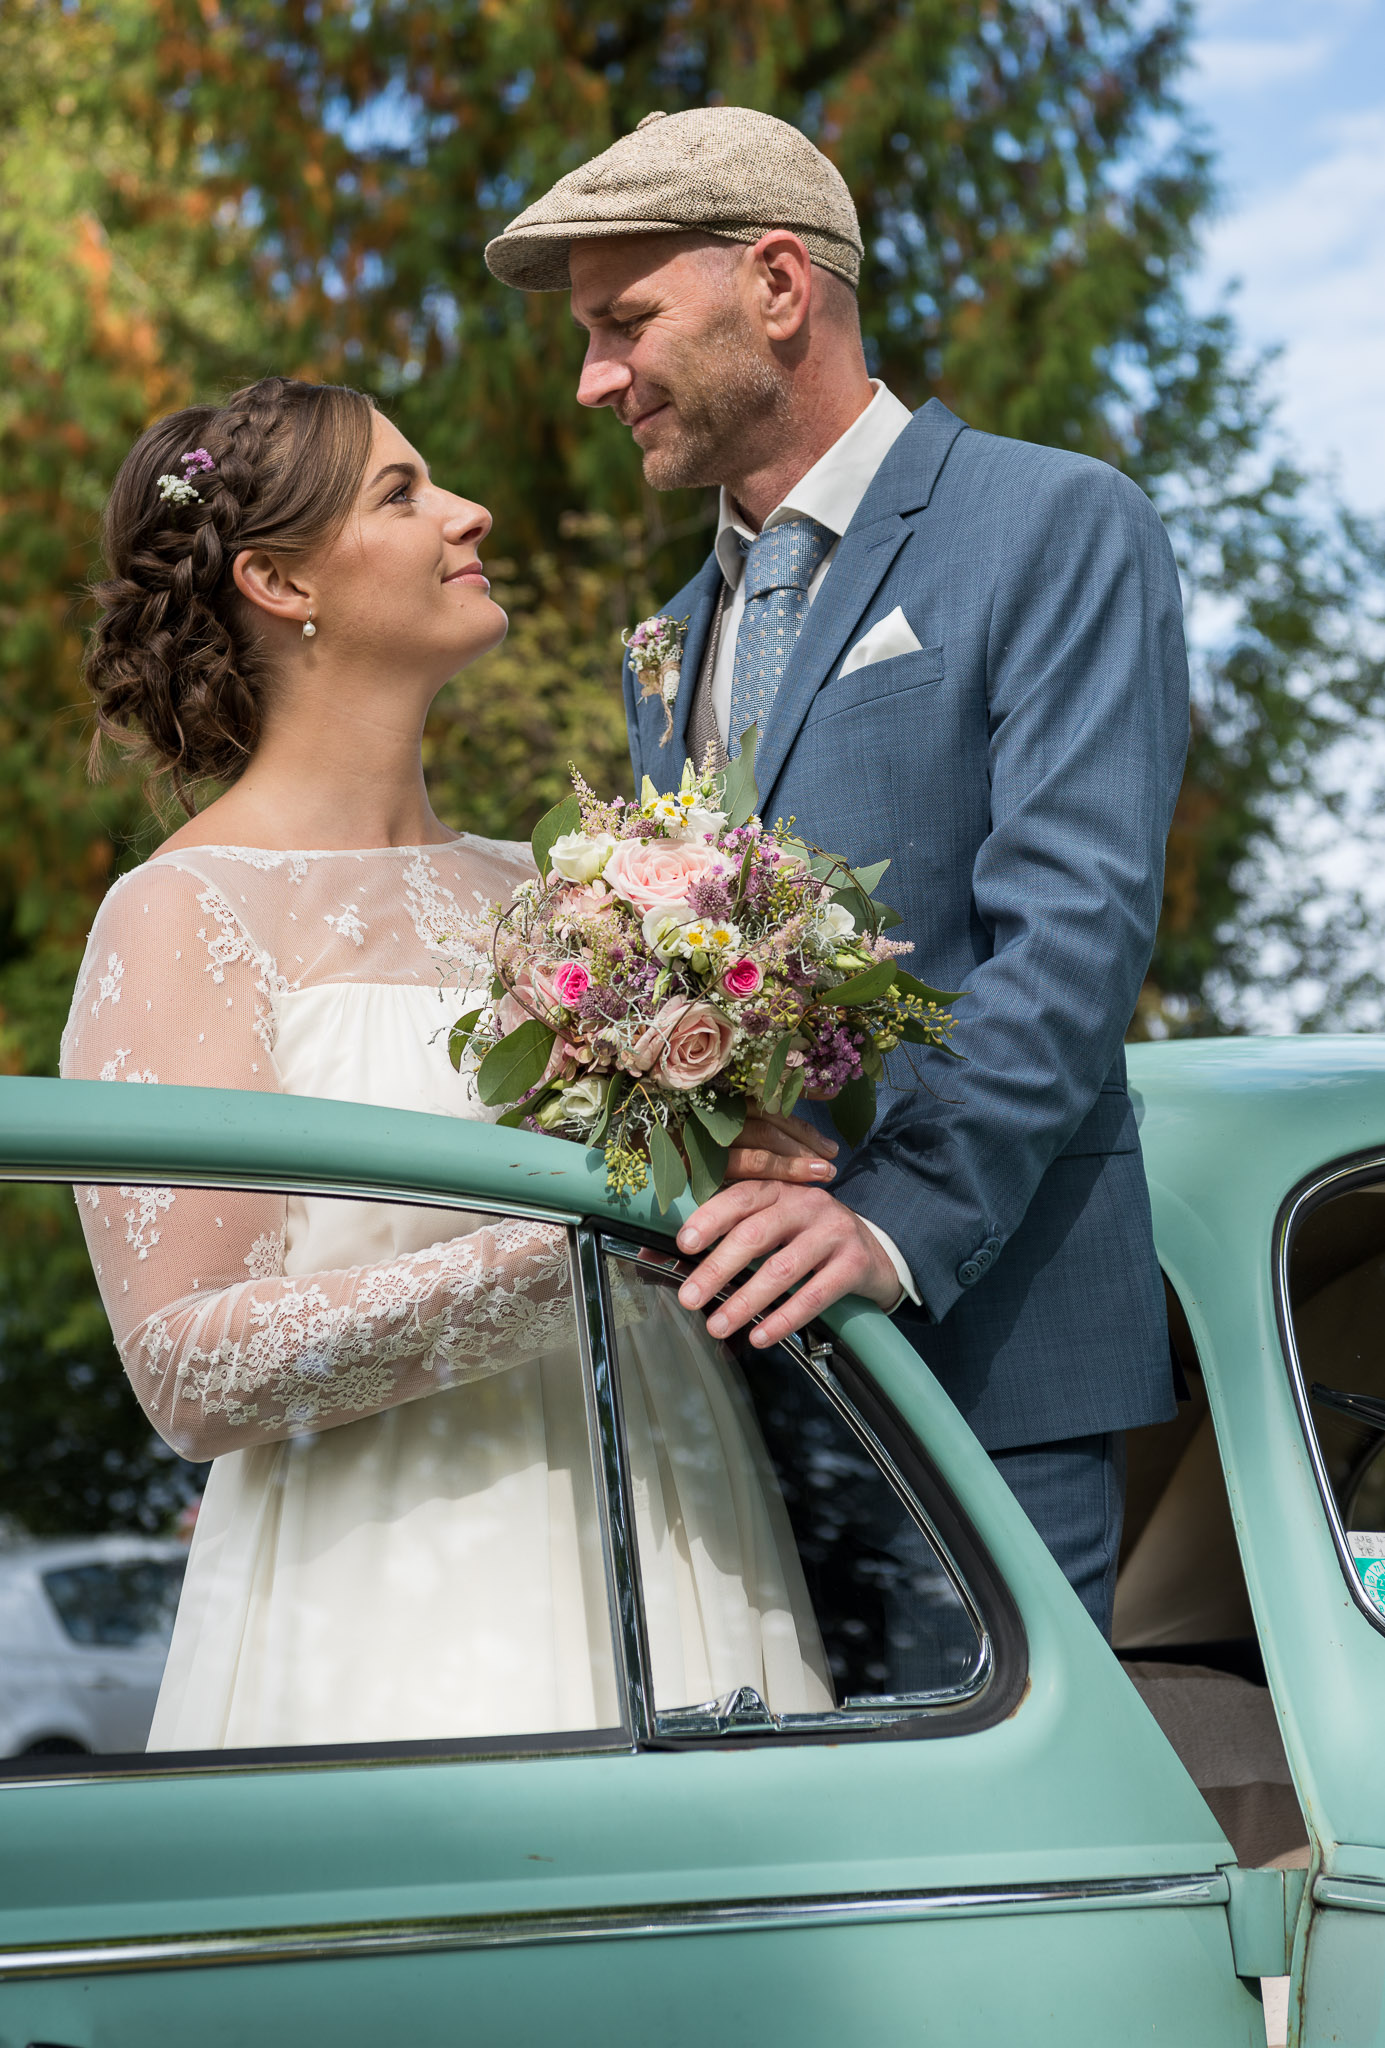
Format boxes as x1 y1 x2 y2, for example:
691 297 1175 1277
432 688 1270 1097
1193 35 1332 95
1200 103 1385 511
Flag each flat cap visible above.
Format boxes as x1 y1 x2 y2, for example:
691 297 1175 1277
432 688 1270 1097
484 107 863 292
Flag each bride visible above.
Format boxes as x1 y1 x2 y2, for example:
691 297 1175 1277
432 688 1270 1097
61 375 837 1751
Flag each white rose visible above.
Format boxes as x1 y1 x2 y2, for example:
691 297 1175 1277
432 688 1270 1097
819 901 857 940
556 1075 610 1123
550 830 616 884
642 907 695 961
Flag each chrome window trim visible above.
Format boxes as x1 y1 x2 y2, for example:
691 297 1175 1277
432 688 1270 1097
0 1875 1230 1980
0 1165 579 1230
600 1237 995 1741
1273 1156 1385 1641
572 1229 653 1743
1313 1875 1385 1915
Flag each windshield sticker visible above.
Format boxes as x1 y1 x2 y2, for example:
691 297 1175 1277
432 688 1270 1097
1349 1532 1385 1617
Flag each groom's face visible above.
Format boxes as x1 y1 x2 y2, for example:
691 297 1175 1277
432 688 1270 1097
570 234 787 490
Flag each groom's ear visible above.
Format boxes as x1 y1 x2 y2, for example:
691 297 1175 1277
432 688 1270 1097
233 548 312 627
746 231 813 348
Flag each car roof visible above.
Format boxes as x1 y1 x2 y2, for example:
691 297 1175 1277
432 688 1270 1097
0 1537 186 1578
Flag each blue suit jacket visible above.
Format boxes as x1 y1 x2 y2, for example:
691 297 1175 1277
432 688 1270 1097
624 401 1189 1452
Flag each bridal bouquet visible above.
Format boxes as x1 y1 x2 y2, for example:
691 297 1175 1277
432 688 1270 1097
450 731 959 1207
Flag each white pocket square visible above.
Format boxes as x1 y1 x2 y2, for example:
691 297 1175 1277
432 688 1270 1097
839 605 924 676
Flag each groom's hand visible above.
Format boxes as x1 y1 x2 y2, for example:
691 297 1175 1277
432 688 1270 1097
675 1184 899 1348
724 1110 839 1186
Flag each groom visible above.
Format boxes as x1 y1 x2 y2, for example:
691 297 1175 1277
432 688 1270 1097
485 108 1190 1634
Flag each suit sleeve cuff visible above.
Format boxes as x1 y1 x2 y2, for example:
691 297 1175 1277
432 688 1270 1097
859 1219 921 1312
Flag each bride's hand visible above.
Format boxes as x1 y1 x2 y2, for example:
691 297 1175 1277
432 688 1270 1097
724 1111 838 1186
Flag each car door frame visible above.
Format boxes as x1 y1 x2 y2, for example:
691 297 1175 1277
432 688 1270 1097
0 1074 1259 2047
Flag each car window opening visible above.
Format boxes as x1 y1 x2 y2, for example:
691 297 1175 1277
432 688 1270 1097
1287 1180 1385 1575
1114 1275 1309 1873
602 1247 995 1741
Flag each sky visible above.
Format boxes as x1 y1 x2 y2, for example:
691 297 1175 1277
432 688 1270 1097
1184 0 1385 516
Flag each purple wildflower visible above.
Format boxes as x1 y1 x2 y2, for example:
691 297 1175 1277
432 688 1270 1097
803 1021 865 1094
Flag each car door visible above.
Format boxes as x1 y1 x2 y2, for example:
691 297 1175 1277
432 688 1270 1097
1132 1040 1385 2048
0 1075 1263 2048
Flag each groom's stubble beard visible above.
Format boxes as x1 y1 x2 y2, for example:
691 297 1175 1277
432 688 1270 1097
630 299 792 493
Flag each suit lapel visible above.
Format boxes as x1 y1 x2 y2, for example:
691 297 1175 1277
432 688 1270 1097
754 399 970 811
634 553 723 790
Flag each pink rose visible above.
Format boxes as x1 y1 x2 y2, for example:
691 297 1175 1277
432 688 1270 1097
721 957 763 998
497 962 566 1035
626 999 735 1091
602 837 726 917
552 961 590 1007
553 881 615 923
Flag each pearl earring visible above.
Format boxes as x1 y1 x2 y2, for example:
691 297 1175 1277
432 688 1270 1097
302 610 317 640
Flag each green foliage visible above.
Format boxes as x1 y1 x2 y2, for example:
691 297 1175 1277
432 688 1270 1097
0 1187 204 1534
1 0 1383 1526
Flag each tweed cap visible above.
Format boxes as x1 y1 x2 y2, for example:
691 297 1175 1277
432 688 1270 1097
484 107 863 292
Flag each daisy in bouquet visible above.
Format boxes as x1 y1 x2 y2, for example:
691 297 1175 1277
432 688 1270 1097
450 730 960 1209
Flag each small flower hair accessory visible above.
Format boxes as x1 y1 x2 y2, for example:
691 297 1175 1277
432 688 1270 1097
621 612 689 747
156 448 216 507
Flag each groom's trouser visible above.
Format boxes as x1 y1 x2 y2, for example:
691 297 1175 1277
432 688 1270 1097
990 1432 1127 1639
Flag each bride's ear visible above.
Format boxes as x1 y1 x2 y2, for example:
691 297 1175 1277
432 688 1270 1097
233 548 313 631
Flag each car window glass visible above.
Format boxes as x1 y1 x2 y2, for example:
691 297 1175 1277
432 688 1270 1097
603 1250 986 1736
1284 1178 1385 1622
43 1559 185 1648
0 1178 621 1766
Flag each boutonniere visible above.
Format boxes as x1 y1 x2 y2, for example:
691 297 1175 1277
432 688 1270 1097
621 612 689 748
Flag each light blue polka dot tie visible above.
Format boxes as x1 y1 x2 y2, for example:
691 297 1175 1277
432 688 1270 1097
727 515 836 759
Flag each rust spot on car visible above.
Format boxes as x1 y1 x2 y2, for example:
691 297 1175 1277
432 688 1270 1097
1006 1676 1033 1719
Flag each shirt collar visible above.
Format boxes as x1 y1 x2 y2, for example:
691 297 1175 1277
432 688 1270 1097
714 380 915 588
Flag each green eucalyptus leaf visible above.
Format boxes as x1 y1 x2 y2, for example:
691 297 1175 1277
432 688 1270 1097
816 961 899 1005
894 969 967 1007
447 1007 486 1072
494 1102 532 1129
849 859 890 895
590 1075 625 1146
719 723 760 828
759 1035 793 1113
688 1092 748 1147
476 1019 556 1106
530 793 582 879
648 1121 688 1212
683 1118 729 1205
875 903 905 932
779 1066 805 1115
829 1072 878 1147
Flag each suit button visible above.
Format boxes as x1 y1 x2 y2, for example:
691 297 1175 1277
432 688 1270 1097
957 1259 982 1286
983 1235 1002 1257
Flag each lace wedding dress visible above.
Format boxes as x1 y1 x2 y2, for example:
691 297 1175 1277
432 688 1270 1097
61 841 830 1749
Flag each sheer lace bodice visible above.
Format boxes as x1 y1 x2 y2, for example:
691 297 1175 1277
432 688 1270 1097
59 840 570 1460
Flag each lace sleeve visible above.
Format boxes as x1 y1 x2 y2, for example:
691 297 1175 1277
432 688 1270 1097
62 866 573 1460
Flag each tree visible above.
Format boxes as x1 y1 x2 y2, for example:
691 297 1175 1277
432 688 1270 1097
1 0 1381 1528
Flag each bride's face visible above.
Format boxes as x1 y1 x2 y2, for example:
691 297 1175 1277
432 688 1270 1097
299 414 507 679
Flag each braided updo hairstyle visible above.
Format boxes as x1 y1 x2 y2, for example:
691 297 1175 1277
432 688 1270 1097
85 376 376 811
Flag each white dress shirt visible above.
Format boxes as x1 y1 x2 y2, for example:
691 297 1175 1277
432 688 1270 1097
710 379 915 745
710 379 921 1310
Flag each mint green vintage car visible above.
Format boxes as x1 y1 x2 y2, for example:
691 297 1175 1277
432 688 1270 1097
0 1036 1379 2046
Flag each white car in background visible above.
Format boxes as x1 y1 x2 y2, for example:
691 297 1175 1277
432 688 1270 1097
0 1535 186 1756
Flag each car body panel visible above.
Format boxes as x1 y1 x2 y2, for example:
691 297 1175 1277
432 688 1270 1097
1129 1038 1385 1877
0 1074 1266 2043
